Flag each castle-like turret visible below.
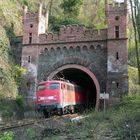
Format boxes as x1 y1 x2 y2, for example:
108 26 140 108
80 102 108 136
106 0 128 104
22 3 49 44
106 0 127 39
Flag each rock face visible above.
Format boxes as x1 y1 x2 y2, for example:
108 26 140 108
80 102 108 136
21 1 128 108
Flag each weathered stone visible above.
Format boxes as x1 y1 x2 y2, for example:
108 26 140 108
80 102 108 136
20 1 128 108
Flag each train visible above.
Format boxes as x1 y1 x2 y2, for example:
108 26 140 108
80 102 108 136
35 80 85 117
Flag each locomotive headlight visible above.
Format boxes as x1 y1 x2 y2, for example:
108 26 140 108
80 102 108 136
38 97 45 101
38 96 57 101
48 96 57 100
48 96 54 100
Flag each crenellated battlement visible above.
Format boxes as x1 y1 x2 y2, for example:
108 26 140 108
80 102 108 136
106 0 127 39
22 3 49 44
23 4 47 21
23 12 38 20
59 24 86 34
39 25 107 44
106 0 127 16
109 2 126 11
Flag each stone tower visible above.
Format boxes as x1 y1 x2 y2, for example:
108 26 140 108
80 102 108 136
106 0 128 104
22 3 49 44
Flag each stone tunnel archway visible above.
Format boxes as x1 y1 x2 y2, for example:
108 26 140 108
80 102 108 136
47 64 100 109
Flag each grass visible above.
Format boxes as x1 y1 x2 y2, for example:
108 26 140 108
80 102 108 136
45 92 140 140
0 93 139 140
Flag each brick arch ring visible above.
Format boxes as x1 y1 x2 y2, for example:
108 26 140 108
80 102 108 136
48 64 100 109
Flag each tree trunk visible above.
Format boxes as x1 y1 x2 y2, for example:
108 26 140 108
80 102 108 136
129 0 140 85
49 0 54 17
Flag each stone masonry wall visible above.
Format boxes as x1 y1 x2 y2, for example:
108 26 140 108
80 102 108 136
37 41 107 93
20 0 128 107
39 25 107 44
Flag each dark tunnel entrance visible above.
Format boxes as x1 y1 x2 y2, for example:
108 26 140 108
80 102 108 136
48 64 100 109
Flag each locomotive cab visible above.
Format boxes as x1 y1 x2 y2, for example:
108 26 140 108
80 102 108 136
36 80 85 117
36 81 61 114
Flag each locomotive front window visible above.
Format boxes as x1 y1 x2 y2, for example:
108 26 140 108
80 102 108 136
38 84 46 91
49 83 60 90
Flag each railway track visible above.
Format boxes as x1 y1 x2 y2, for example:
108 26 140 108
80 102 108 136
0 113 82 131
0 118 51 131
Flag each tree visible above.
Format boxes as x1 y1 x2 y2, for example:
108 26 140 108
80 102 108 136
49 16 80 32
79 0 106 29
60 0 83 18
49 0 83 31
129 0 140 85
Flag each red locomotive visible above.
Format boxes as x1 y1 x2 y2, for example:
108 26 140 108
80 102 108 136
36 80 85 117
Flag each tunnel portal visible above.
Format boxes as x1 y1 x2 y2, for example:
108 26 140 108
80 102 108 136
48 64 100 109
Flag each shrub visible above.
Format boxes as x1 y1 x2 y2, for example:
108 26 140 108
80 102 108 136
26 128 36 139
15 95 25 108
128 66 139 94
0 131 14 140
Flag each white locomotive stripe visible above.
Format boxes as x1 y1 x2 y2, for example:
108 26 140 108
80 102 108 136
60 102 83 108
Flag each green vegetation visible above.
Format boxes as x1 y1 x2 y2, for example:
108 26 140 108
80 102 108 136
60 0 83 17
49 16 81 32
0 1 139 139
0 96 25 119
128 66 140 94
0 131 14 140
0 0 21 98
15 95 25 108
1 0 138 99
0 0 140 140
0 93 139 140
42 94 140 140
12 65 27 87
129 0 140 85
26 128 36 139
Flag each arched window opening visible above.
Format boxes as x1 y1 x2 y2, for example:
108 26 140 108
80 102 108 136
89 45 94 50
70 46 73 50
28 56 31 63
115 26 119 38
63 46 67 52
83 46 87 51
96 45 101 49
29 33 32 44
116 52 119 60
44 48 48 51
115 16 119 21
57 47 61 51
116 82 119 88
50 48 55 52
30 24 33 28
76 46 81 52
